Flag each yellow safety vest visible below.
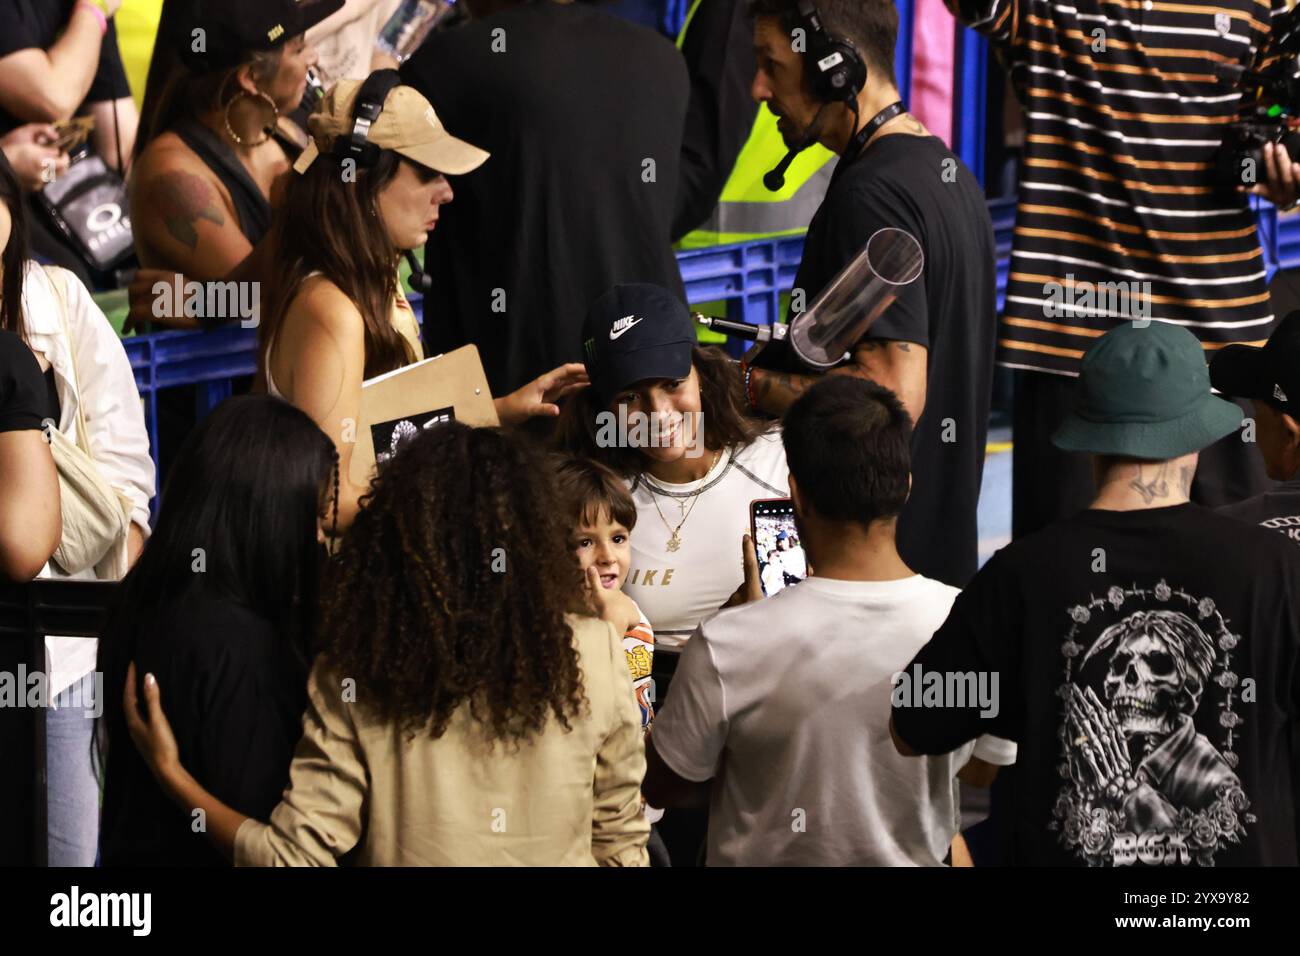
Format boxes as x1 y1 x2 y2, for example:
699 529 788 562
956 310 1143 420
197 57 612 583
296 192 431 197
675 0 836 250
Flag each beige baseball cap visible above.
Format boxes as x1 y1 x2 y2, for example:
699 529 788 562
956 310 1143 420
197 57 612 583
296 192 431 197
294 79 490 176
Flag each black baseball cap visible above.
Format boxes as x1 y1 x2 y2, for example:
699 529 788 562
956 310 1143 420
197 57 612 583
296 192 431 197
178 0 344 73
582 284 696 406
1209 311 1300 417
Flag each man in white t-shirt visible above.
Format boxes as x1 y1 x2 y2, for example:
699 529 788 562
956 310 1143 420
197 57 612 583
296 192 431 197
643 376 1015 866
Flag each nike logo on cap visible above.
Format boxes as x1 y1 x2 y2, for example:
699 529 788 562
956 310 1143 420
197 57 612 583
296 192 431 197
1275 383 1289 403
610 315 643 340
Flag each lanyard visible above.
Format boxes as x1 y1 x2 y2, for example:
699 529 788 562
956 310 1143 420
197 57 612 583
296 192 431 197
833 100 906 182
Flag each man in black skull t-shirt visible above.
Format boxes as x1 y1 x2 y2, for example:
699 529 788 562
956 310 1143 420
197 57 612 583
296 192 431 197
892 321 1300 866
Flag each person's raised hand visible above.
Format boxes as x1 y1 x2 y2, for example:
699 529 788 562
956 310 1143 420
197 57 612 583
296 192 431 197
585 565 640 633
1247 140 1300 209
721 533 764 607
494 362 589 425
0 124 67 192
122 662 181 787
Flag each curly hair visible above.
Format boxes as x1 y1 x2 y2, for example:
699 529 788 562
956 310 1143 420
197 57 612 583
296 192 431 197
555 345 772 478
321 422 588 744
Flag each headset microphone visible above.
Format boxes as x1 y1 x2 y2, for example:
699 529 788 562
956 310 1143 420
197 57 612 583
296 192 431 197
763 103 831 191
405 249 434 295
763 149 799 192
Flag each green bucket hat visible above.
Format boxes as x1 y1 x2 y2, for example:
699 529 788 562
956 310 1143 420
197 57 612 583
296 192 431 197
1052 321 1244 459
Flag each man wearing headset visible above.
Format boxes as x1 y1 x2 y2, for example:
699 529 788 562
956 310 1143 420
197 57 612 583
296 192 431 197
743 0 998 590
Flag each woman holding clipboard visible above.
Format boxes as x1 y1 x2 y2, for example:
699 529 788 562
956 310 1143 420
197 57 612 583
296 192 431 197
259 72 586 529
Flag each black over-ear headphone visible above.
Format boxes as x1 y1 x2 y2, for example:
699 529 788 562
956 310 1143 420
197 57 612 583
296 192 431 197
331 68 435 294
334 68 403 168
795 0 867 103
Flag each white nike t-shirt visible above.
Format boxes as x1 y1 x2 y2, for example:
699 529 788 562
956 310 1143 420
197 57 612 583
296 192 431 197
623 431 789 647
651 574 1017 866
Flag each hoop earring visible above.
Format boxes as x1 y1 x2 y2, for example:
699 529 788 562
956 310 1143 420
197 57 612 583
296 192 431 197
223 88 279 147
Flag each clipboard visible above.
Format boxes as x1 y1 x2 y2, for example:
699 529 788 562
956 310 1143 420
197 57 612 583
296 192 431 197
350 344 500 485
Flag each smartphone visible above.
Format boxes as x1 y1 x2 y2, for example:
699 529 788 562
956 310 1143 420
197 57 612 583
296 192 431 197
749 497 808 597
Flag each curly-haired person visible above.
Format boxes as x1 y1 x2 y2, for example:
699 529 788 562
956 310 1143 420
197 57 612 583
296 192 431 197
122 422 650 866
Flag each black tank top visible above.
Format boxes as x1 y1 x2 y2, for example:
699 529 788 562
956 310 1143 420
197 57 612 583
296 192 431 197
171 118 301 246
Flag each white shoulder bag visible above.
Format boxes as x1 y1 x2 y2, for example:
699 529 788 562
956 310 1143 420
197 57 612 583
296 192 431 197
41 265 132 579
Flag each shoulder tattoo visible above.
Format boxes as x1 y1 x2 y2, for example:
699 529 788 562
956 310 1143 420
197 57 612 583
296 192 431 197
154 170 225 251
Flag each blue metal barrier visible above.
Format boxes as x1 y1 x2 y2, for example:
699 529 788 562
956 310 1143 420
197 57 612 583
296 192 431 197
954 26 988 186
895 0 914 109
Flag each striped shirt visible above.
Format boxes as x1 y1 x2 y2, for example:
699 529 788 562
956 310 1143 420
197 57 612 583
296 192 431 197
951 0 1290 375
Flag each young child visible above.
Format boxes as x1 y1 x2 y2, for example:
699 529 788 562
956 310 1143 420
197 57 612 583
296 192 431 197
554 457 655 731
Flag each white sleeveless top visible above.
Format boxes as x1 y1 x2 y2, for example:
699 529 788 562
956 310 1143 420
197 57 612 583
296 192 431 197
265 272 424 398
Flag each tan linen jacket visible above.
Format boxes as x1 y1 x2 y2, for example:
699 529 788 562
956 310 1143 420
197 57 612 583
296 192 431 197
234 615 649 866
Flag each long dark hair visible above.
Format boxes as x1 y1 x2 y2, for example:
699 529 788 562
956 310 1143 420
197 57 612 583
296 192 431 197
0 153 30 343
260 149 418 381
98 395 338 712
135 4 282 158
555 345 772 476
322 422 588 745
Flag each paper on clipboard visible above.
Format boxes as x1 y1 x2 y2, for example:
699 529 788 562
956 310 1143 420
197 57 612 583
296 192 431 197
350 344 499 485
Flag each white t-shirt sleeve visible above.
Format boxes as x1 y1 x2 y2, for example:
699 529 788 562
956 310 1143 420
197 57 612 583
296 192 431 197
971 734 1018 766
649 622 728 783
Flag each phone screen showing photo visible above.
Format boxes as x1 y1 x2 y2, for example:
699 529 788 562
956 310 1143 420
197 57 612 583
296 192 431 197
750 498 807 597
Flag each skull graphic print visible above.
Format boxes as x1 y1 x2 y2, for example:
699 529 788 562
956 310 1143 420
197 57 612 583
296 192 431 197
1052 584 1255 865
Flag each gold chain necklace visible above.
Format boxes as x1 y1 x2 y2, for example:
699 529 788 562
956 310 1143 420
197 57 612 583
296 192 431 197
647 450 721 553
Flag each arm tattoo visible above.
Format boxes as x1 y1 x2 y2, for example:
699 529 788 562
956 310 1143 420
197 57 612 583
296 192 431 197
155 171 225 251
752 368 816 415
